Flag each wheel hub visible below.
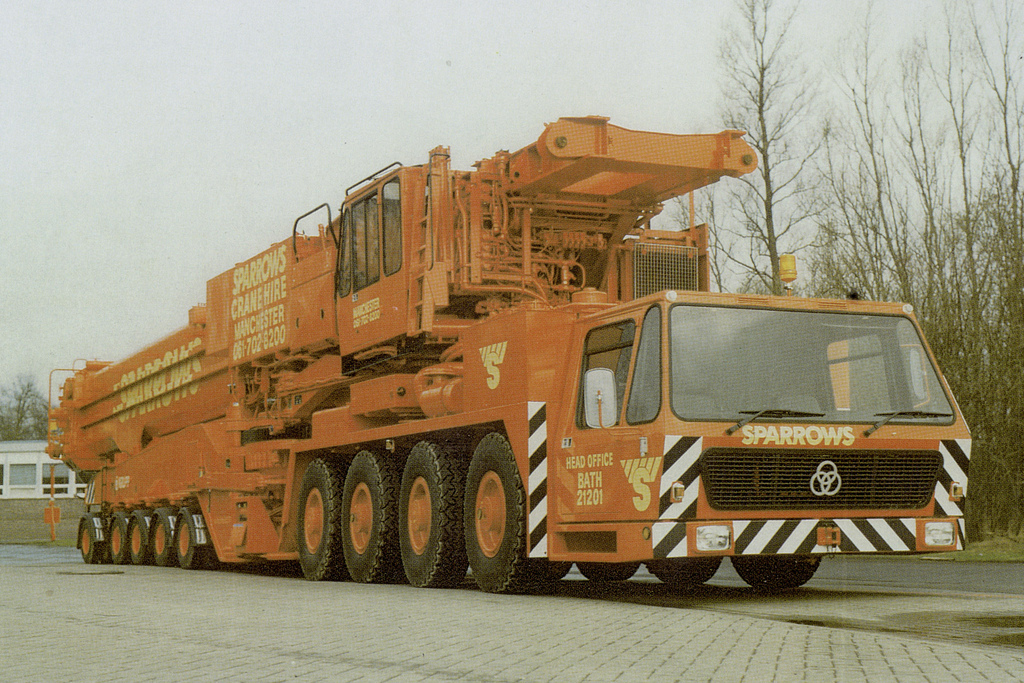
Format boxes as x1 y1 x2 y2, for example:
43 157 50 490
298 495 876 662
304 488 325 554
408 476 432 555
178 519 191 558
475 471 506 558
350 482 372 554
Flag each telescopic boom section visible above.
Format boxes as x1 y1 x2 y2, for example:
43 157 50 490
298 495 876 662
505 116 756 203
446 116 757 306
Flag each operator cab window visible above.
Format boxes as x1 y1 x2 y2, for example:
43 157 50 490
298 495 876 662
337 179 402 297
382 180 402 277
337 208 352 298
352 193 379 291
578 320 636 428
626 306 661 424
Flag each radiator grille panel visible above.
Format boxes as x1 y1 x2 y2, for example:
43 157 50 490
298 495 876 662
702 448 941 511
633 244 698 297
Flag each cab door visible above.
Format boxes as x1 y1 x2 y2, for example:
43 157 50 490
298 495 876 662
555 306 664 526
335 177 406 360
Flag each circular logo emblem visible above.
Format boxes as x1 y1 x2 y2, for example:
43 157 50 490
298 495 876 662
810 460 842 496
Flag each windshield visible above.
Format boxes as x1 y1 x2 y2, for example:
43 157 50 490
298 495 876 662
669 305 954 425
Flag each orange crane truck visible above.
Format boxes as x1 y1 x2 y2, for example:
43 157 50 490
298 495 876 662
49 116 970 593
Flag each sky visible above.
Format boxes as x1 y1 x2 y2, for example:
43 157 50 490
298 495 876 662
1 0 929 399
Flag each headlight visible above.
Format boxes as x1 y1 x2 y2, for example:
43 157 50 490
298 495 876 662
924 521 955 547
695 524 731 552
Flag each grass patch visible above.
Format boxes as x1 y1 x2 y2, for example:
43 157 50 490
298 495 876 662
922 537 1024 562
1 539 78 548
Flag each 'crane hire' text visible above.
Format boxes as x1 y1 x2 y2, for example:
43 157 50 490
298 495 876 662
230 245 289 361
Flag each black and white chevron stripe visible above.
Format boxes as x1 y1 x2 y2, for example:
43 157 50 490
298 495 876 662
936 439 970 516
731 515 964 553
651 436 970 557
656 515 965 557
527 401 548 558
937 438 971 545
652 436 702 558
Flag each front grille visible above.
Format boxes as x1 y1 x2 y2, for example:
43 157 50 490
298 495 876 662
702 448 941 511
633 243 698 296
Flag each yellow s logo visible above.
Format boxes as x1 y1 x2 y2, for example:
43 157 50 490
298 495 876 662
621 457 663 511
479 342 508 389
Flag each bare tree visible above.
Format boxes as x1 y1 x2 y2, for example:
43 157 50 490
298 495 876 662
807 0 1024 541
0 375 49 441
717 0 822 294
965 0 1024 539
808 4 923 303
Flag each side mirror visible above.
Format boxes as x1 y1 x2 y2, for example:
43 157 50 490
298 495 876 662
584 368 618 428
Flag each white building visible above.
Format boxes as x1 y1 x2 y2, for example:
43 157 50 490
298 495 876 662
0 440 87 499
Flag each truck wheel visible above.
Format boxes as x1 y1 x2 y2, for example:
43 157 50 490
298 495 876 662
538 560 573 581
464 433 531 594
128 509 154 565
78 513 108 564
646 557 722 590
399 441 468 588
150 508 179 567
175 507 214 570
578 561 640 582
731 555 820 592
109 512 131 565
342 451 402 583
298 458 348 581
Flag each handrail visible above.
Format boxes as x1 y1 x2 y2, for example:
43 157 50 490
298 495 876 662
345 161 402 196
292 203 333 257
47 363 85 457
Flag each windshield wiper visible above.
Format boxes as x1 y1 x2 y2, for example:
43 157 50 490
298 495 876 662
863 410 953 437
725 408 826 435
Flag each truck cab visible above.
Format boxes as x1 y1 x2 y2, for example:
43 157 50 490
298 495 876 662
547 290 969 588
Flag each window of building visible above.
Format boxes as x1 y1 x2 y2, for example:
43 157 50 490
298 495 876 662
9 464 36 486
44 463 71 495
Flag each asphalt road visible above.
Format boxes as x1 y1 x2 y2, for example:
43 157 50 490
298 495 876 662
707 554 1024 595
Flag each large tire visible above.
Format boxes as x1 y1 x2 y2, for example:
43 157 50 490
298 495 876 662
731 555 820 592
108 512 131 565
78 513 108 564
578 561 640 582
539 560 573 581
399 441 468 588
464 433 532 594
298 458 348 581
342 451 403 583
127 509 154 565
150 508 179 567
175 507 215 570
646 557 722 590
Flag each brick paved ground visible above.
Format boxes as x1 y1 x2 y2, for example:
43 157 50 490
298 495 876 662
2 548 1023 682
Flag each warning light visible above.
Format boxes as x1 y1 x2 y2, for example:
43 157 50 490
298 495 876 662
780 254 797 283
